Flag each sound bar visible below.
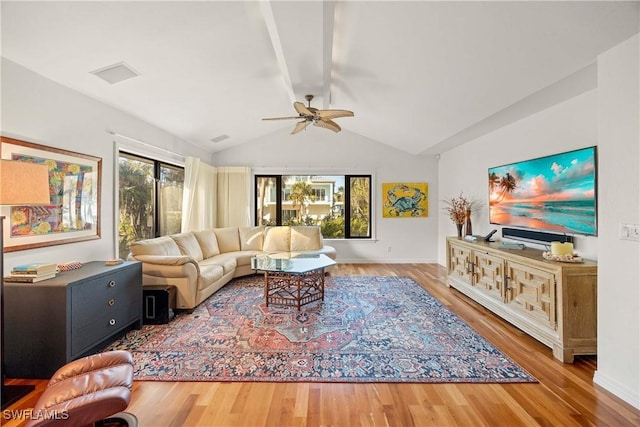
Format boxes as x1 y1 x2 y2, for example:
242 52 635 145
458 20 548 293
501 227 573 244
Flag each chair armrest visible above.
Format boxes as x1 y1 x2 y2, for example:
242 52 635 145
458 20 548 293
48 350 133 386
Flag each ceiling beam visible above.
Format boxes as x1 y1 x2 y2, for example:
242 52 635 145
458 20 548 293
259 0 296 104
322 0 335 109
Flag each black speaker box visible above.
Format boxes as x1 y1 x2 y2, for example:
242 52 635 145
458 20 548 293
143 285 176 325
501 227 574 244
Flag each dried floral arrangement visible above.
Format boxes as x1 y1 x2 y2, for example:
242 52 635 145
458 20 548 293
442 192 477 224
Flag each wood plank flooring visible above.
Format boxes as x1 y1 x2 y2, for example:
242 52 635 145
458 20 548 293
3 263 639 426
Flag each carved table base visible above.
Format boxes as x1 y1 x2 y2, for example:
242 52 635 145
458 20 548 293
264 268 326 310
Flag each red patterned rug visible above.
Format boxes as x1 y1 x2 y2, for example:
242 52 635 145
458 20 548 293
105 276 536 383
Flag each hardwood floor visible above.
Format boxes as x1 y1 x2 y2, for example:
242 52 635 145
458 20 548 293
3 263 639 426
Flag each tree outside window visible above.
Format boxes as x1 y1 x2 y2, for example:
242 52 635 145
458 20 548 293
118 152 184 258
255 174 371 239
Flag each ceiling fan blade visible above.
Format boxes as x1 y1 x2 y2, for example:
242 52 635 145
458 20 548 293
291 120 311 135
316 109 354 120
294 101 313 116
262 116 302 121
314 119 341 133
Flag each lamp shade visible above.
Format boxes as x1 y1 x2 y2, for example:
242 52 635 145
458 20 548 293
0 160 50 205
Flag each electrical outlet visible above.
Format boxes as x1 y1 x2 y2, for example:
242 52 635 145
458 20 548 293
620 223 640 241
387 246 392 253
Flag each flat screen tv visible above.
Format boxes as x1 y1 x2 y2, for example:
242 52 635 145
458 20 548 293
488 146 597 236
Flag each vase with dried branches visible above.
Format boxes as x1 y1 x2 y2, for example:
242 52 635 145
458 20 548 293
442 192 478 238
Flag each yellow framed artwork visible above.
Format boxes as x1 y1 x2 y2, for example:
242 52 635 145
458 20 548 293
382 183 428 218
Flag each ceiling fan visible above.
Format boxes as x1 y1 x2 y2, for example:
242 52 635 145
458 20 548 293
262 94 354 135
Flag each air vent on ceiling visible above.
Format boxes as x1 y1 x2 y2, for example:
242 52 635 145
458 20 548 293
210 134 230 143
90 62 140 85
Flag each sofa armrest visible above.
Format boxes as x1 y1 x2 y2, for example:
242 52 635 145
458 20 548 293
132 254 201 278
132 254 193 266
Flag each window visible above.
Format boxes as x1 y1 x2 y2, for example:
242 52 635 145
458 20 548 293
255 175 371 239
118 152 184 258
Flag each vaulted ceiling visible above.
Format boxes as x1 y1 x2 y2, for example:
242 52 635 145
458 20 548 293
2 1 638 155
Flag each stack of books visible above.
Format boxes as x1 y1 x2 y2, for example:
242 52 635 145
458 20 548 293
4 262 58 283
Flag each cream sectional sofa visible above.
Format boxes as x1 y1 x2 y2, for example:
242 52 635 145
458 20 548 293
128 225 336 310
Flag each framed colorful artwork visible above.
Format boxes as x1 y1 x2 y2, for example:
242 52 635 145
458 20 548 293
1 136 101 252
382 182 428 218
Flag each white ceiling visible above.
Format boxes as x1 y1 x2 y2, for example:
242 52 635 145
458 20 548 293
1 1 638 155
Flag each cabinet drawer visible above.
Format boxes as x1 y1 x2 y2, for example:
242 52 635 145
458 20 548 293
72 303 139 356
70 267 141 356
71 271 140 326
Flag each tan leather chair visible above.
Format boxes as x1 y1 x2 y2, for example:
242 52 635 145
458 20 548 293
25 351 137 427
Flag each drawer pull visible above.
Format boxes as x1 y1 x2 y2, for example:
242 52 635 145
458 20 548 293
109 319 116 326
108 299 115 306
108 280 116 288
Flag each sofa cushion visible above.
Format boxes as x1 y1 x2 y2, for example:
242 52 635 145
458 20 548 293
214 227 241 253
200 254 237 275
197 263 225 290
193 229 220 258
263 226 291 252
239 226 264 251
171 232 204 261
129 236 181 257
290 226 323 252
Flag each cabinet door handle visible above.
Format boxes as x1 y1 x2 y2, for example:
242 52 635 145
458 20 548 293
109 319 116 326
108 280 116 288
505 276 512 289
108 299 115 306
466 261 475 274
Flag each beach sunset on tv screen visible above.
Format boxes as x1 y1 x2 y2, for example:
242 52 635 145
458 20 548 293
489 146 597 236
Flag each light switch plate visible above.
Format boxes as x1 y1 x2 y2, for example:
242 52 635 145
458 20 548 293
620 223 640 241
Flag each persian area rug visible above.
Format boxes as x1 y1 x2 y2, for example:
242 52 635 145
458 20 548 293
105 276 536 383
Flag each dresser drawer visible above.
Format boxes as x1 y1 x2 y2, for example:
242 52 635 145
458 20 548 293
70 265 142 356
71 272 140 328
72 303 139 355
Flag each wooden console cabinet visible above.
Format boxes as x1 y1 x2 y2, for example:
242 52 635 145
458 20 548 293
4 261 142 378
446 237 597 363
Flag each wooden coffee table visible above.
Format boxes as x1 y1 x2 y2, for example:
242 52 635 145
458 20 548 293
251 254 336 310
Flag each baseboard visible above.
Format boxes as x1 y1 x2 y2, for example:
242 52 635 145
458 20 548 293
593 370 640 409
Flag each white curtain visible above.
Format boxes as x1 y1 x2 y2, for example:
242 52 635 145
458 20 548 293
216 166 251 227
181 157 217 232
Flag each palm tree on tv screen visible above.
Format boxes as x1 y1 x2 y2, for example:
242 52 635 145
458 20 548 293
489 171 517 205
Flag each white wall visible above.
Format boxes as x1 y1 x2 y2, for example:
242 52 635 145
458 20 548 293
436 35 639 409
437 89 599 264
214 128 439 263
593 35 640 409
1 58 211 274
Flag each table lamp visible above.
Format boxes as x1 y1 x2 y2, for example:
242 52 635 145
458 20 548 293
0 159 50 409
